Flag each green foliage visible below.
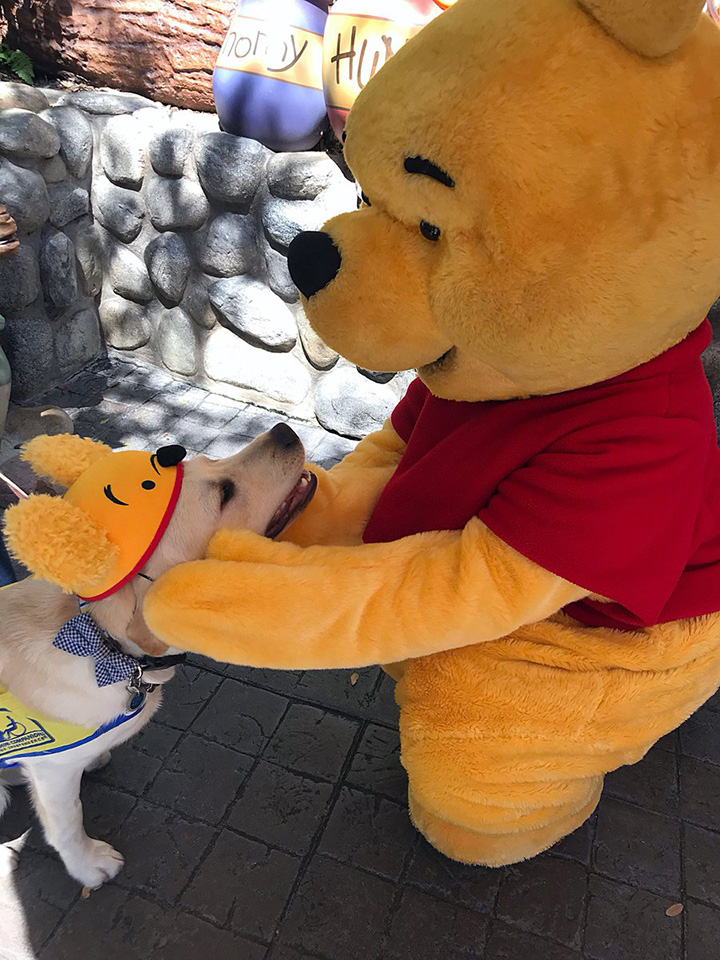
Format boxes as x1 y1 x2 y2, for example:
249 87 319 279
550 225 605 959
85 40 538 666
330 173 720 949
0 44 34 85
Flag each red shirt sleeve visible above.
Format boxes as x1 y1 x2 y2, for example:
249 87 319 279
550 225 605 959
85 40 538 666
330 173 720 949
479 415 709 623
391 378 429 443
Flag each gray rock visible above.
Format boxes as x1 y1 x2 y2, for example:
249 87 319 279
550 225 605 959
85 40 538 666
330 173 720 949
0 245 39 313
41 107 93 178
156 306 197 376
48 183 90 228
295 305 338 370
209 276 297 351
197 213 256 277
0 109 61 159
315 366 396 439
99 291 151 349
93 177 145 242
39 154 68 183
146 177 209 231
65 90 157 115
0 157 50 233
100 114 146 188
204 326 311 405
39 229 77 318
389 369 414 398
149 127 192 177
108 245 154 303
261 189 351 250
183 272 217 329
264 243 298 303
0 308 57 399
37 88 68 108
145 233 191 304
0 82 50 113
267 153 341 201
194 133 267 205
358 368 395 384
56 305 103 371
170 109 220 137
73 223 104 297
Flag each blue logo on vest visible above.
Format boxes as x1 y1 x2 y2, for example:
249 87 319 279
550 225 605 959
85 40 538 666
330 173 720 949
0 707 54 757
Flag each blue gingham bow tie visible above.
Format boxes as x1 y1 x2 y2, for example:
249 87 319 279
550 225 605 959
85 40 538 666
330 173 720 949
53 613 139 688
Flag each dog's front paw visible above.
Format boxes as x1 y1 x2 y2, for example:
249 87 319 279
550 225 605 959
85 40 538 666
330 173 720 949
68 839 124 889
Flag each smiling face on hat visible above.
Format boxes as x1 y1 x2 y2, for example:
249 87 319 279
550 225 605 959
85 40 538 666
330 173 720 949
64 446 186 601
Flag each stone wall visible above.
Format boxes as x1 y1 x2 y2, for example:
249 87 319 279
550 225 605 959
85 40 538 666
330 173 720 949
0 82 410 439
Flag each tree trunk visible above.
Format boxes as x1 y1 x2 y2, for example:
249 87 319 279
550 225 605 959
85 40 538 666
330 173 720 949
0 0 236 112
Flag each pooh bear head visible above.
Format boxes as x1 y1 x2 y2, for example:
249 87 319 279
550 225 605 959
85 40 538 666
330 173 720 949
288 0 720 401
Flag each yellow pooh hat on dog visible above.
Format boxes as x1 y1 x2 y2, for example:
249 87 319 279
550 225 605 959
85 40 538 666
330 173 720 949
3 435 186 601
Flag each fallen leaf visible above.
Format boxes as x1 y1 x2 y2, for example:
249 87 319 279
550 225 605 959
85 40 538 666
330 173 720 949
665 903 684 918
350 673 359 686
81 886 92 900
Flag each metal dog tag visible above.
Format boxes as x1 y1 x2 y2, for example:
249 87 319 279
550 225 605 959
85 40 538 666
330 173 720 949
126 668 146 712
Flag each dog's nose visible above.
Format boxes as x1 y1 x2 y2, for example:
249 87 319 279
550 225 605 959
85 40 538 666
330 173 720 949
270 423 300 448
287 231 342 299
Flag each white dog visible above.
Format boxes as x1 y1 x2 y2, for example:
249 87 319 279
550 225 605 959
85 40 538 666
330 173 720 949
0 424 315 889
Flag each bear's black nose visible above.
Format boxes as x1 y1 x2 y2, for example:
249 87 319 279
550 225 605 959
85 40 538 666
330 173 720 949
287 231 342 299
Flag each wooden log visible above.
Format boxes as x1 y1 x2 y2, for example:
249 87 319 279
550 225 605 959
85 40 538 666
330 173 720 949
0 0 236 112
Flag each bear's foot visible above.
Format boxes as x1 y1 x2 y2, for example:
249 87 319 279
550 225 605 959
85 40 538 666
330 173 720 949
408 780 602 868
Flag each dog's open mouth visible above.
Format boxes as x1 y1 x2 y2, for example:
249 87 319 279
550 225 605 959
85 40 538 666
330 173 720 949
265 469 318 539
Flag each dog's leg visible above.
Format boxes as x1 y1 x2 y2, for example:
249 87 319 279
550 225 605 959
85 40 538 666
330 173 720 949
84 750 112 773
24 759 124 888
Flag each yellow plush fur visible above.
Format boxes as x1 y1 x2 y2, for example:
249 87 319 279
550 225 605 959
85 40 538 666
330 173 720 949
22 434 112 489
3 495 117 594
308 0 720 400
144 0 720 867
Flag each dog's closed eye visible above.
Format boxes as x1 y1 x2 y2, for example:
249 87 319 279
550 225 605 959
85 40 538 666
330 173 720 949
220 480 235 508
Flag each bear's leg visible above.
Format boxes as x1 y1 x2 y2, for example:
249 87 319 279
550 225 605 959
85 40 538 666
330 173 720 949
395 612 720 867
407 779 602 867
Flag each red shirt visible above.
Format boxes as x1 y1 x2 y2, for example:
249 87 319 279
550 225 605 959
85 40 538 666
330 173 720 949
363 321 720 631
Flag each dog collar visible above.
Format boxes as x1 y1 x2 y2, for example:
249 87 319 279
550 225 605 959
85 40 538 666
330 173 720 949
52 610 186 706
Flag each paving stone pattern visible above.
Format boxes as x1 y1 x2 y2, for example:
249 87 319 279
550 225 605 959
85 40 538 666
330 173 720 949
0 353 719 960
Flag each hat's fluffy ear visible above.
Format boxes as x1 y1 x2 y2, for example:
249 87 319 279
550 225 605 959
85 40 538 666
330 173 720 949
21 435 112 489
578 0 707 57
3 495 117 594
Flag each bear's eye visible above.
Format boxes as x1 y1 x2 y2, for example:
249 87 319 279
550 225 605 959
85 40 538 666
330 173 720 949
420 220 441 242
357 190 372 209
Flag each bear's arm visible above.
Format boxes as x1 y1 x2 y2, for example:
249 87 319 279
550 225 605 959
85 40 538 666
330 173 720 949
143 518 588 670
278 418 407 547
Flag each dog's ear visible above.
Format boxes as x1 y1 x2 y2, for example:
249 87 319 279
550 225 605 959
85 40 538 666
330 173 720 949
578 0 707 57
21 435 112 489
2 495 117 594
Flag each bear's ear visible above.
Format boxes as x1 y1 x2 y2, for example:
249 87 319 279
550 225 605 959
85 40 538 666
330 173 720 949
21 435 112 489
2 495 117 595
578 0 707 57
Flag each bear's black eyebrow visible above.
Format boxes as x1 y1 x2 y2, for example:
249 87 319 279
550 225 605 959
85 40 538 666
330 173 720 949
404 156 455 188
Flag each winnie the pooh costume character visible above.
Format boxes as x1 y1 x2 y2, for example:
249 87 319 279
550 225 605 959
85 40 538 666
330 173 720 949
143 0 720 866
